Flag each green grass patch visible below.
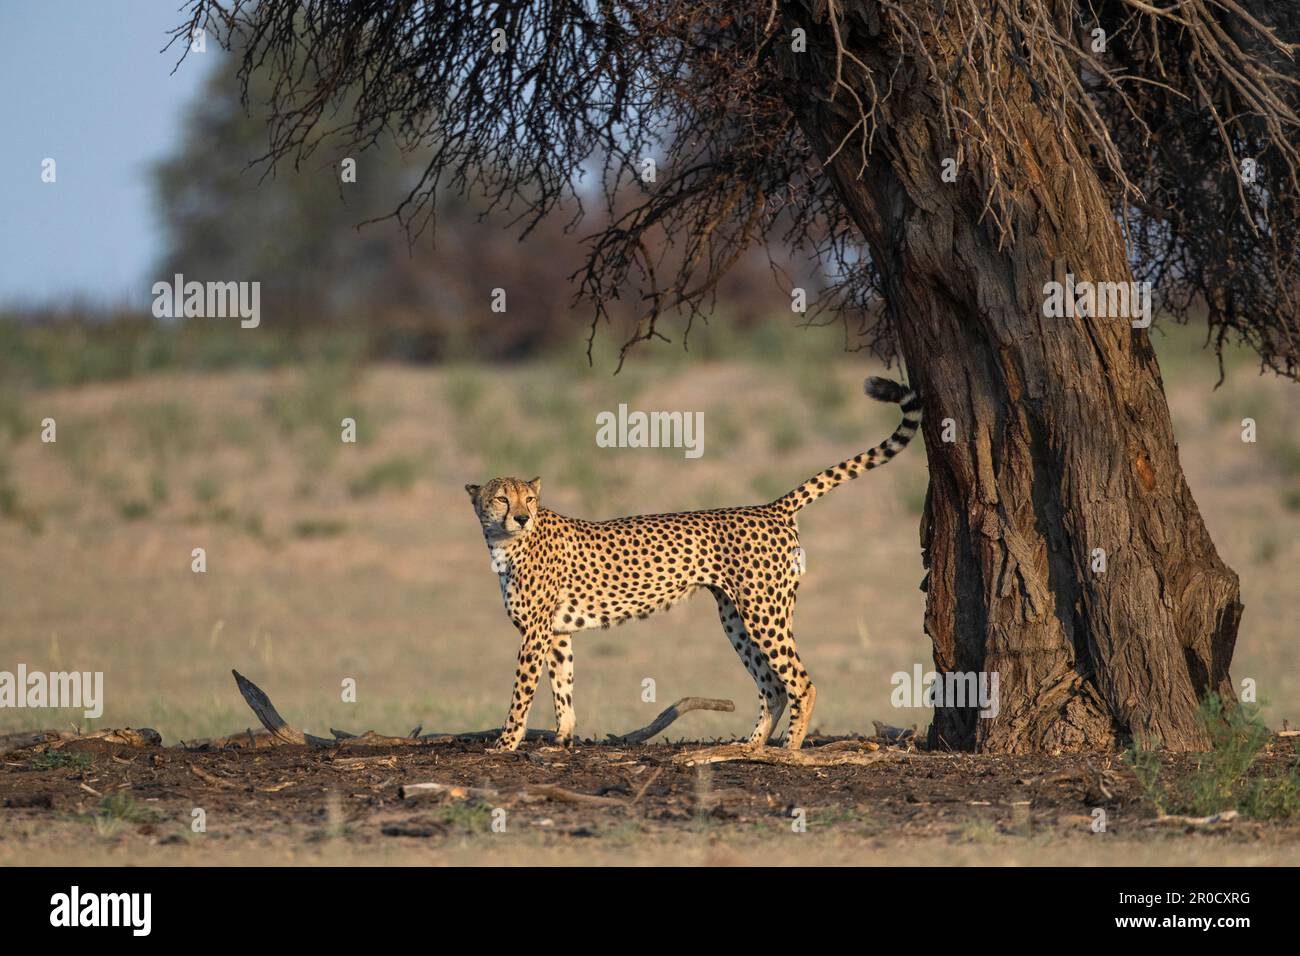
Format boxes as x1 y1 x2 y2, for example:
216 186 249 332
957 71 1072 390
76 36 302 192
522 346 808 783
29 751 93 771
437 800 497 833
1127 693 1300 820
93 793 161 825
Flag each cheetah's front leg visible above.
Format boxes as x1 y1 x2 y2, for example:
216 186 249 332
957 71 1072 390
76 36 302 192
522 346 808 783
491 627 551 752
546 635 576 746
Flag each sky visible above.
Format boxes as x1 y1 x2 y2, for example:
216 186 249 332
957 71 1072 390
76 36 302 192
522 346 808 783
0 1 218 309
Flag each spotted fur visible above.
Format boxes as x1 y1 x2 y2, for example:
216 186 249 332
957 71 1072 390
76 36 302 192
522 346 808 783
466 377 921 751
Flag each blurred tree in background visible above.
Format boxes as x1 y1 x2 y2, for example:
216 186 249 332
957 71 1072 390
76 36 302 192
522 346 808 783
150 42 804 362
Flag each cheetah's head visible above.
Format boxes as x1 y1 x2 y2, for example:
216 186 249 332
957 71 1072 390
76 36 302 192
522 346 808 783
465 477 542 542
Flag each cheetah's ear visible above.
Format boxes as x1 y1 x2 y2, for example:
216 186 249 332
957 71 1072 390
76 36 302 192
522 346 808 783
526 477 542 496
464 483 481 499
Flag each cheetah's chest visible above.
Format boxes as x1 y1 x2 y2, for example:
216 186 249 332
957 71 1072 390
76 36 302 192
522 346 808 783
489 546 510 602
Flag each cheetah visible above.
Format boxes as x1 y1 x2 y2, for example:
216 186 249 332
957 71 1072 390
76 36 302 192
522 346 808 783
465 377 921 751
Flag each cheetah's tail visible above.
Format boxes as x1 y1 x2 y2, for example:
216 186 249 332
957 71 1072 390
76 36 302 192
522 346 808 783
774 377 922 514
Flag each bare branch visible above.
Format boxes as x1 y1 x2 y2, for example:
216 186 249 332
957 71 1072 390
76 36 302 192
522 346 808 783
606 697 736 744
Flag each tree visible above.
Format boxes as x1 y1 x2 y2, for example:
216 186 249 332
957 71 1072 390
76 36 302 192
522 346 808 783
172 1 1300 751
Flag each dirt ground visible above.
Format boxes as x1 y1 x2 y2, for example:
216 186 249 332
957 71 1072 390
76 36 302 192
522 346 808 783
3 731 1299 866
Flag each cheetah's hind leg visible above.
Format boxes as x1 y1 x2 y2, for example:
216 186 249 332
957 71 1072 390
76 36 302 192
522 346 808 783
709 587 787 746
734 589 815 750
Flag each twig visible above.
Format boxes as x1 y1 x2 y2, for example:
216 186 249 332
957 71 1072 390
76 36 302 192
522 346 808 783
630 766 663 806
189 763 238 788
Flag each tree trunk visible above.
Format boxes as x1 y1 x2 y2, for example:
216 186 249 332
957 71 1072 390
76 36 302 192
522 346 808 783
783 5 1243 752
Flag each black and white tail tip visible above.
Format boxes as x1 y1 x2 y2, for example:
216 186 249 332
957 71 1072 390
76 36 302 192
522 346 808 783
776 377 921 513
863 376 922 458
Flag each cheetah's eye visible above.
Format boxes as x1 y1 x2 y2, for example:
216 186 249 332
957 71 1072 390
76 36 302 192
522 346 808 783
526 497 535 505
494 496 509 505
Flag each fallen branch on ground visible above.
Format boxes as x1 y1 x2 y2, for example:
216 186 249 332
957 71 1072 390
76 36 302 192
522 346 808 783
0 727 162 756
232 670 335 747
333 728 554 748
520 784 629 808
189 763 238 788
674 742 893 768
181 728 280 750
230 669 734 751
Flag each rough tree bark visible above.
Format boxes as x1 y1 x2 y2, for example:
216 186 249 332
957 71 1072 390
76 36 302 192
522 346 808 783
784 8 1243 752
